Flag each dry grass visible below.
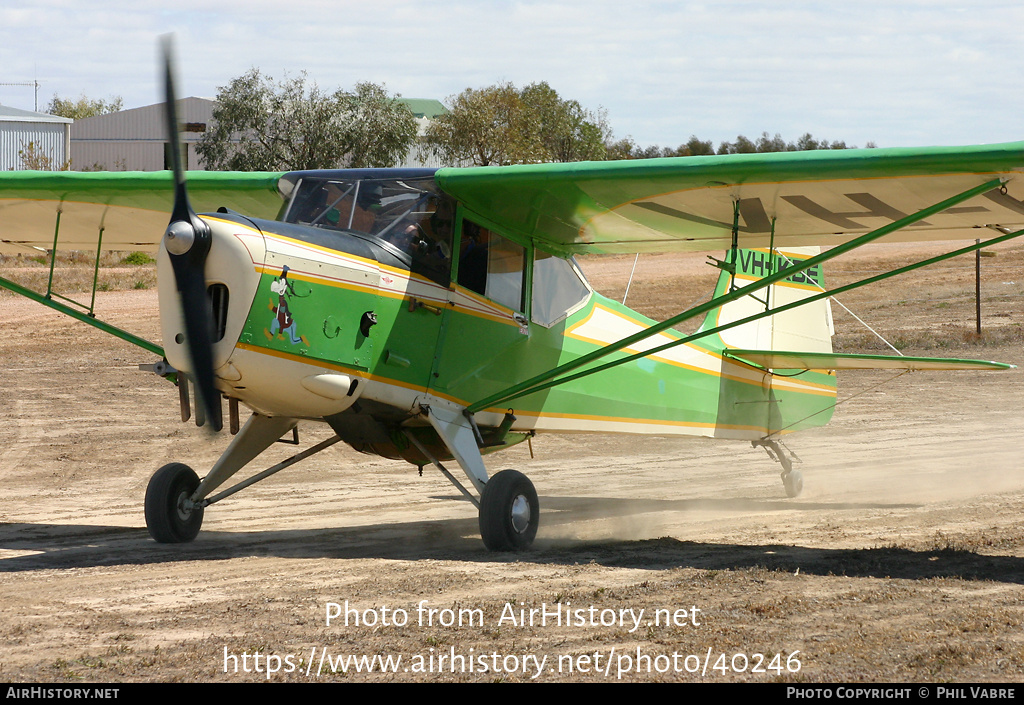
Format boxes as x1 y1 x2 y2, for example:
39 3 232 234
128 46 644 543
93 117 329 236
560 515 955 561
0 251 157 297
827 243 1024 352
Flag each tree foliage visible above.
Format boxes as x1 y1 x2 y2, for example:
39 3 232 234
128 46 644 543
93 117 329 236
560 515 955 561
424 82 609 166
424 83 537 166
716 131 856 154
341 82 421 169
606 135 716 160
197 69 417 171
46 94 123 120
520 82 610 163
608 132 873 160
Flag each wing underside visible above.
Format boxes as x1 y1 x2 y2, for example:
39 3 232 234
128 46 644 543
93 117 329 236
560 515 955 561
0 171 283 254
436 141 1024 255
6 144 1024 256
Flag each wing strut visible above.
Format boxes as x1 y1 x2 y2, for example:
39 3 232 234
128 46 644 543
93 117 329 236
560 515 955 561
465 178 1009 414
0 272 163 356
479 226 1021 403
0 185 163 356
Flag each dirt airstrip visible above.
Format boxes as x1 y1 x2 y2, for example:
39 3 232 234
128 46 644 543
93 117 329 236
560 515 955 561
1 244 1023 682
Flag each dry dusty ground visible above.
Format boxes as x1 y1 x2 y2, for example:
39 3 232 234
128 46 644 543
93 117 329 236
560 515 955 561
1 244 1023 683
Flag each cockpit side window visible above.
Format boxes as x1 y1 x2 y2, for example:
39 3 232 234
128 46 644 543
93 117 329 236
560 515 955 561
531 251 591 327
457 218 526 312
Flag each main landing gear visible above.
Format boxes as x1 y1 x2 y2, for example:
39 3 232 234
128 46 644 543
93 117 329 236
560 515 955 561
753 438 804 498
142 408 541 551
143 413 334 544
405 407 540 552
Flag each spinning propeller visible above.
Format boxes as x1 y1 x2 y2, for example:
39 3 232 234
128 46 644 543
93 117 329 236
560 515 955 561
161 37 222 431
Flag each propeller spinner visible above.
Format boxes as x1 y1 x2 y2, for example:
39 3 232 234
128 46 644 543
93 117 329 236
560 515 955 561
161 37 222 431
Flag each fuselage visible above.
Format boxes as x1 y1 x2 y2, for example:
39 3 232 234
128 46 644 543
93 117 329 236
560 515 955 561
158 170 838 462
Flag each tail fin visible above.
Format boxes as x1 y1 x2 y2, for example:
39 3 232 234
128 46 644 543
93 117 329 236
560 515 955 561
700 247 837 437
699 246 834 354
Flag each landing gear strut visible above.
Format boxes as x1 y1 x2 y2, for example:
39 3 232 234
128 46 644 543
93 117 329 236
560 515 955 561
419 406 542 551
753 439 803 498
144 414 337 544
407 411 542 552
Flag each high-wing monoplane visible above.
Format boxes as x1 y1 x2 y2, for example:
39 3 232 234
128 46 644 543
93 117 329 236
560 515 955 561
2 50 1022 550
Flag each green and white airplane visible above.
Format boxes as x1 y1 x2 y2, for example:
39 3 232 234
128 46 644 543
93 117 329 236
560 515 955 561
2 58 1022 550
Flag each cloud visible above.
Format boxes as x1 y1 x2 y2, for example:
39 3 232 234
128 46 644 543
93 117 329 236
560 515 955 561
2 0 1021 149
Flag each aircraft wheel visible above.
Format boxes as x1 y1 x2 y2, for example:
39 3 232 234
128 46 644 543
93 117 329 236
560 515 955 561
478 469 539 551
782 468 803 498
145 462 204 543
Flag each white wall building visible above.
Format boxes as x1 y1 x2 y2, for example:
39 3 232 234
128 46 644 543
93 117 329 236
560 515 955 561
0 105 73 171
397 98 449 168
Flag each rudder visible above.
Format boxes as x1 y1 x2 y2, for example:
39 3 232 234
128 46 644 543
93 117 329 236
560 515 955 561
698 246 834 355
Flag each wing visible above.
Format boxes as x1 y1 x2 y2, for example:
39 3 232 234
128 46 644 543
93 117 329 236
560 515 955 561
436 141 1024 255
0 171 284 254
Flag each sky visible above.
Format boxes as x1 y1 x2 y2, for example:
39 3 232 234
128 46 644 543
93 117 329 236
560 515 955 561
2 0 1022 151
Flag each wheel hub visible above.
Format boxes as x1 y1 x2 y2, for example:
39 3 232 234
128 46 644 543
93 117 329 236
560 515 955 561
510 494 531 534
175 492 193 522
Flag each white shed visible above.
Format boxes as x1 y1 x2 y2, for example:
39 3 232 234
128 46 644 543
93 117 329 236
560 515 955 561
0 105 73 171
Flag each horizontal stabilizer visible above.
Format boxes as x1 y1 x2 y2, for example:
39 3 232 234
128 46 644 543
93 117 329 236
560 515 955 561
723 349 1015 371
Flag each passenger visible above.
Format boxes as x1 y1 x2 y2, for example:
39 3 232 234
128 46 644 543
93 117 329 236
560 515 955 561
352 183 383 232
320 182 381 233
458 221 489 296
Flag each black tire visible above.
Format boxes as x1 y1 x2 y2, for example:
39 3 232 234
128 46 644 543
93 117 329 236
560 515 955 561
145 463 204 543
478 469 539 551
782 468 804 498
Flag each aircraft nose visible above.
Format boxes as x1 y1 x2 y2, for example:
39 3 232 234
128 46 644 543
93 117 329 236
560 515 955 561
158 214 267 381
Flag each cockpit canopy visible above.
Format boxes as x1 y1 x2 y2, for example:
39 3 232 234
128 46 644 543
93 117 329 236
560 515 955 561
280 170 453 284
276 169 591 327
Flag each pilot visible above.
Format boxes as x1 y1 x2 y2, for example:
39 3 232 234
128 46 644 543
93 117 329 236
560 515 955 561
400 196 454 263
457 221 489 295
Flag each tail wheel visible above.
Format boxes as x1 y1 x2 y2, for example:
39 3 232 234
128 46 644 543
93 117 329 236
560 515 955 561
478 469 539 551
145 462 204 543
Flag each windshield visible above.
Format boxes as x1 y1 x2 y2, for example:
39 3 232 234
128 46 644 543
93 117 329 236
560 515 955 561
282 175 455 283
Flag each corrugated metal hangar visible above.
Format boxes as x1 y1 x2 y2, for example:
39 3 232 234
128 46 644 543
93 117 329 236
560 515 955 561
0 105 73 170
71 97 211 171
